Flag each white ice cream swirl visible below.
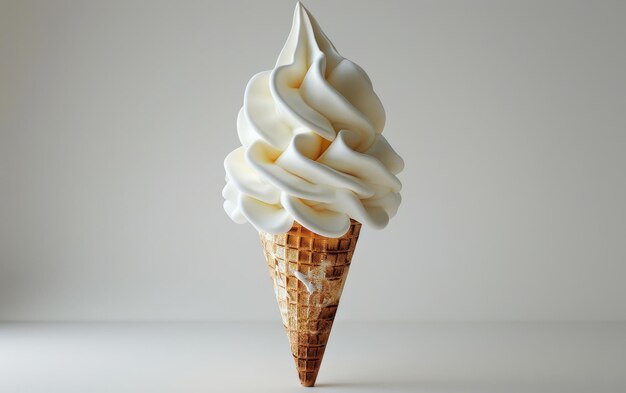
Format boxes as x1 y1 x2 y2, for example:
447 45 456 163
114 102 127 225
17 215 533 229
223 2 404 237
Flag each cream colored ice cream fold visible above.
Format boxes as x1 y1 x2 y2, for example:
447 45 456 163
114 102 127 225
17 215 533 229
223 2 403 237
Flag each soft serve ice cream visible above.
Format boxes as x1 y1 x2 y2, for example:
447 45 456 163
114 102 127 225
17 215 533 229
223 2 403 238
224 5 404 384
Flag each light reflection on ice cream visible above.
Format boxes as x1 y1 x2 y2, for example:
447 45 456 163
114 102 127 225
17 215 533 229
223 2 403 237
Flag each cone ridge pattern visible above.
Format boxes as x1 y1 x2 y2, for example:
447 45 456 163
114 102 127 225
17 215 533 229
260 220 361 387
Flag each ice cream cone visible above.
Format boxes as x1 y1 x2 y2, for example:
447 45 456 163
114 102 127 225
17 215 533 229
260 219 361 387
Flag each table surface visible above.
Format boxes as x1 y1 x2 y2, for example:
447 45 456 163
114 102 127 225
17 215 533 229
1 321 625 393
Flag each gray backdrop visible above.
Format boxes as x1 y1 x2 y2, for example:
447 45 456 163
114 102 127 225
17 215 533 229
1 0 625 321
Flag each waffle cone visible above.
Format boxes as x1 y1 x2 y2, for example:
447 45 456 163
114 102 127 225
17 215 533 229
259 220 361 387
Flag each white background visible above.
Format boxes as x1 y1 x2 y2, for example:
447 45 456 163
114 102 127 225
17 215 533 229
1 0 625 321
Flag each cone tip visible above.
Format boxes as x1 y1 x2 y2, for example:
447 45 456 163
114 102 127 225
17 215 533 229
301 379 316 387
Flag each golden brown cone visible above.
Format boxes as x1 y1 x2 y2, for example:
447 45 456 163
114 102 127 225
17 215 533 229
259 220 361 387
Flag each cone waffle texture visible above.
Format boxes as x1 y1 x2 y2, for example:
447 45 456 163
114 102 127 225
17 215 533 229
260 220 361 387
